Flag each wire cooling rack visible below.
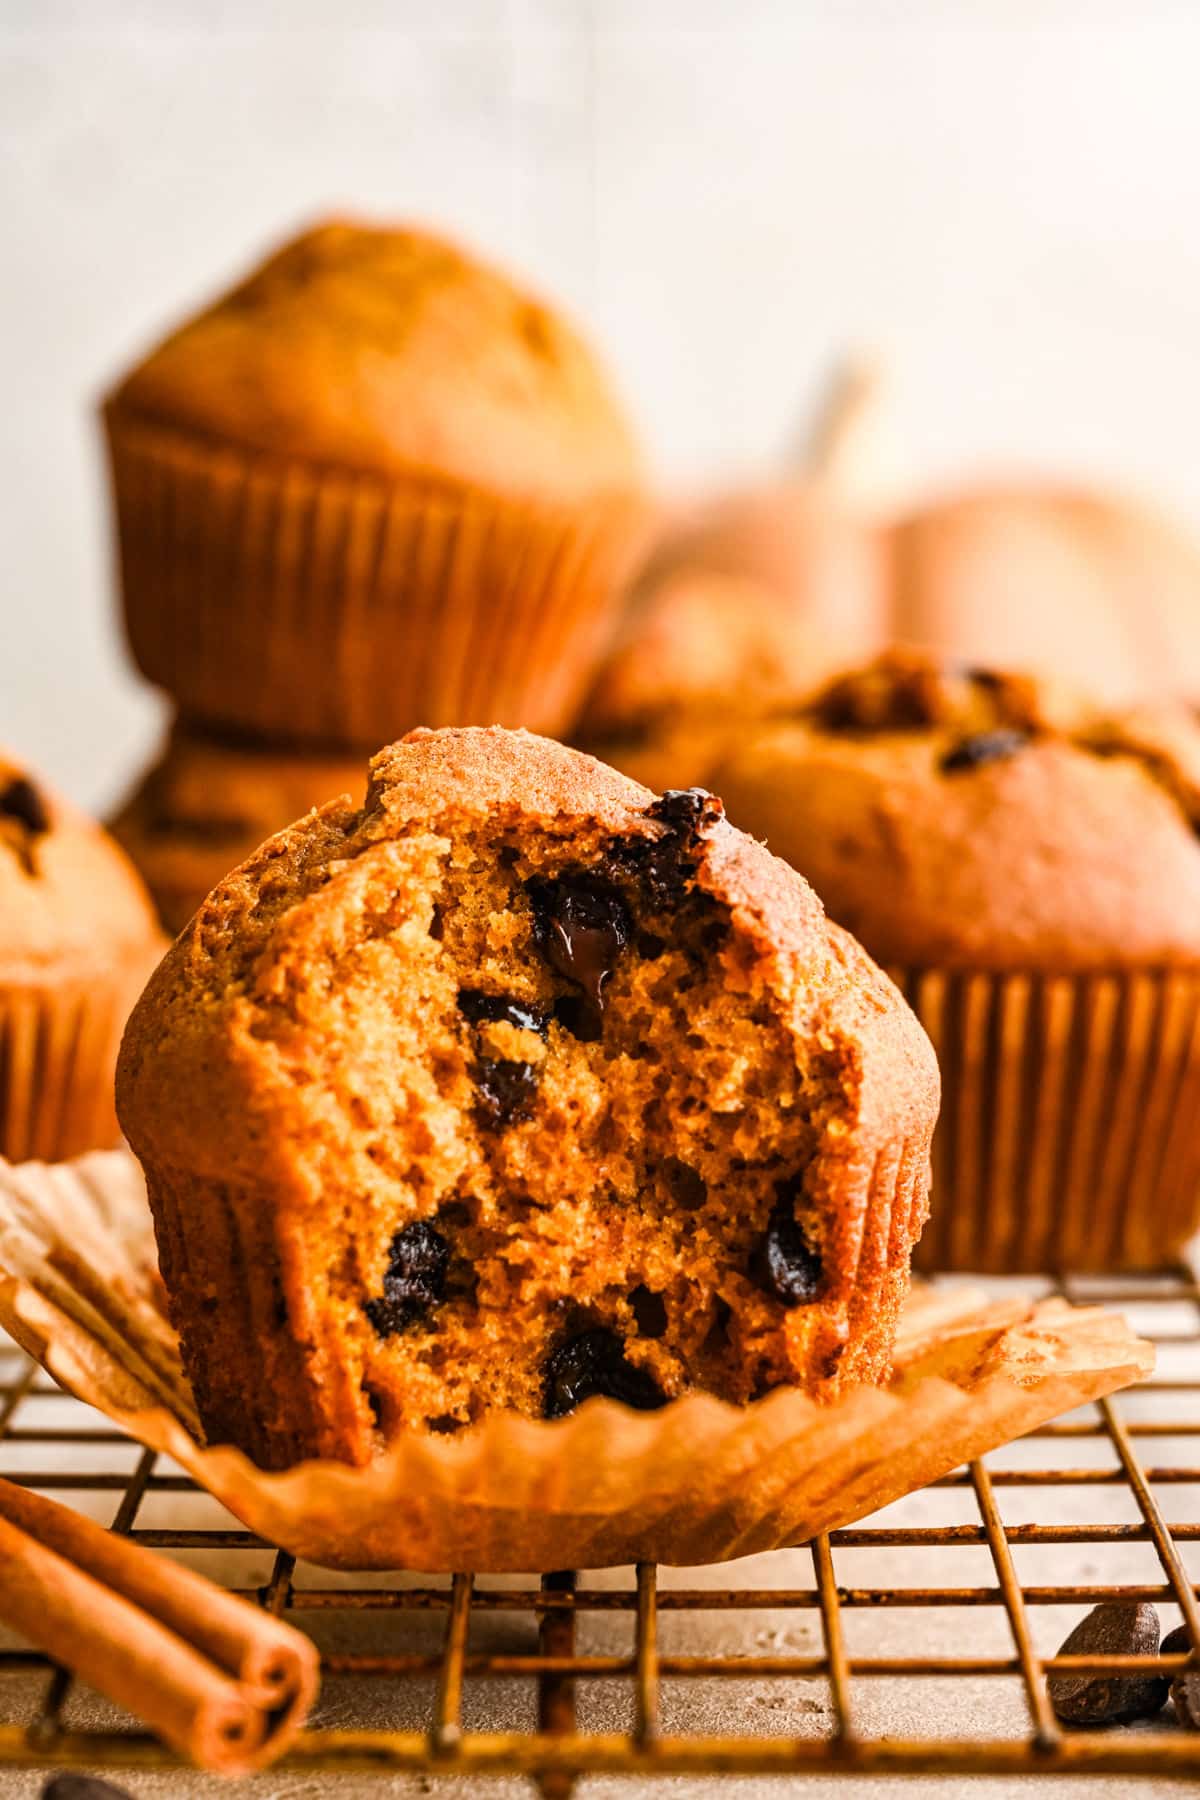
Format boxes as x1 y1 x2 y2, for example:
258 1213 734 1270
0 1268 1197 1793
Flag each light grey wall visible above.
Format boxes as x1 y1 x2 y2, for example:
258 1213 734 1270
5 0 1200 811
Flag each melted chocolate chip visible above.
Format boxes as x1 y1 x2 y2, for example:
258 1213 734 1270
363 1219 450 1337
0 775 48 836
552 992 604 1042
527 875 631 1030
458 989 548 1036
543 1327 667 1419
474 1057 540 1127
630 1285 668 1339
939 729 1030 774
753 1188 822 1306
1048 1602 1169 1725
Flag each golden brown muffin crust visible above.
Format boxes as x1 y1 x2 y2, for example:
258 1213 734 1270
712 650 1200 972
105 218 642 505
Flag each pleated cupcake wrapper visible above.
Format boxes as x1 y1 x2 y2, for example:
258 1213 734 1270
0 959 159 1165
890 965 1200 1274
0 1151 1152 1573
105 414 648 748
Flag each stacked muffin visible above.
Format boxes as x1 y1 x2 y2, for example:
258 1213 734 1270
104 218 647 931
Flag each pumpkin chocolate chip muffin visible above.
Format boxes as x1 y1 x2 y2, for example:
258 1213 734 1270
110 722 365 935
116 727 937 1469
103 217 647 748
0 753 164 1161
713 650 1200 1273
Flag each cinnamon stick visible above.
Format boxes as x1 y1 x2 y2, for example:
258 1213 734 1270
0 1477 318 1773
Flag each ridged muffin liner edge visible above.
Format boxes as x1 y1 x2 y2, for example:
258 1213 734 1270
0 953 162 1164
0 1149 1152 1572
104 413 649 748
891 964 1200 1274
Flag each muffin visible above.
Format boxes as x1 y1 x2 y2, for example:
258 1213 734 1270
103 218 647 748
116 727 938 1469
573 568 843 791
110 723 365 934
0 754 164 1162
713 651 1200 1273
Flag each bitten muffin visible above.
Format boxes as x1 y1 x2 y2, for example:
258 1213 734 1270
116 728 938 1469
110 723 365 934
0 755 164 1161
712 651 1200 1273
103 218 647 747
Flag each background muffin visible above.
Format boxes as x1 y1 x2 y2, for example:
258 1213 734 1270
110 723 364 934
712 651 1200 1273
103 217 647 748
117 727 937 1469
0 754 164 1162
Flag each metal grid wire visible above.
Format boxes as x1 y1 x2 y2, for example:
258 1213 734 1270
0 1269 1197 1792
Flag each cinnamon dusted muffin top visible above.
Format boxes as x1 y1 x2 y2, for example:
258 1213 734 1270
711 651 1200 972
0 753 163 979
105 218 642 505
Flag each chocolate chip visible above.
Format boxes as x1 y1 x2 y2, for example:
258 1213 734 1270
474 1057 539 1127
543 1327 667 1418
0 774 49 835
609 789 723 907
363 1219 450 1337
1048 1601 1169 1725
753 1187 822 1306
527 875 631 1030
1162 1624 1200 1727
42 1779 136 1800
646 787 723 832
630 1285 668 1338
939 729 1030 774
552 993 603 1043
458 989 548 1036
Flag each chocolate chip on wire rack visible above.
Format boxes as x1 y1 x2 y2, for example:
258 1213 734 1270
1161 1623 1200 1728
1048 1601 1169 1725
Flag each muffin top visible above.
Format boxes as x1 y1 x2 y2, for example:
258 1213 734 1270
0 753 164 980
711 650 1200 971
105 218 642 505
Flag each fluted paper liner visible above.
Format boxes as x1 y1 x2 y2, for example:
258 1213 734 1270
106 415 647 748
0 959 162 1166
0 1150 1152 1573
893 966 1200 1274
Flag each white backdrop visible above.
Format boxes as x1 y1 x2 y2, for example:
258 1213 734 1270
5 0 1200 811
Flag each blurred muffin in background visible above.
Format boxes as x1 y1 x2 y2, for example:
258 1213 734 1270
712 650 1200 1274
572 568 848 790
110 724 364 935
0 754 164 1162
103 217 648 748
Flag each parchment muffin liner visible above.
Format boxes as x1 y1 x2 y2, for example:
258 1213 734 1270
0 1150 1152 1573
104 415 647 749
0 965 158 1165
893 966 1200 1274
